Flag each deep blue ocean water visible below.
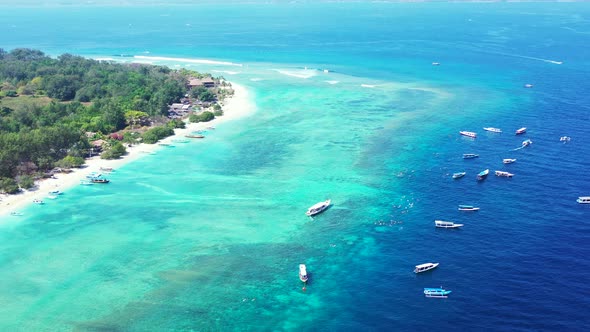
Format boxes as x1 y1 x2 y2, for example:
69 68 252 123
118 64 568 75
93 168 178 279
1 2 590 331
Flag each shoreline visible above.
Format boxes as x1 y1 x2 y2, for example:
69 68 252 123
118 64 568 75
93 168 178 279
0 82 255 218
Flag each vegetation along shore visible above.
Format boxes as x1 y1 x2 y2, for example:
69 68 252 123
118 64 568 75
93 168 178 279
0 48 252 214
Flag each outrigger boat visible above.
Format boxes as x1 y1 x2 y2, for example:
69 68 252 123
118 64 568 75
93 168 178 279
424 287 452 298
458 205 480 211
306 199 331 217
414 262 439 273
452 172 466 179
515 127 527 135
463 153 479 159
577 196 590 204
522 139 532 147
299 264 308 282
185 134 205 139
435 220 463 228
495 170 514 178
483 127 502 133
503 158 516 164
460 131 477 138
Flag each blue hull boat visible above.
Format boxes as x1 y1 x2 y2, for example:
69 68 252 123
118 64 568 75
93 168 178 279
424 287 452 298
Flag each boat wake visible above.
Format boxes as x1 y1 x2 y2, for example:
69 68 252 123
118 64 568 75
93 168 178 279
273 68 317 79
496 52 563 65
361 84 377 88
133 55 243 67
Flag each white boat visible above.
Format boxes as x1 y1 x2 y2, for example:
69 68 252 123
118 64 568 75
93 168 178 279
495 170 514 177
458 205 480 211
503 158 517 164
524 84 533 88
299 264 308 282
33 199 44 205
435 220 463 228
577 196 590 204
515 127 527 135
459 131 477 138
483 127 502 133
463 154 479 159
560 136 571 142
452 172 466 179
414 262 439 273
522 139 532 147
432 62 441 66
306 199 331 217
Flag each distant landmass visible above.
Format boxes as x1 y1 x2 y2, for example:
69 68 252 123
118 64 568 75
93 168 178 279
0 0 583 7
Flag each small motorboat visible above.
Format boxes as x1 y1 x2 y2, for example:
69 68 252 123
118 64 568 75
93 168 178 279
33 199 44 205
463 154 479 159
91 178 110 184
458 205 480 211
432 62 441 66
452 172 466 179
524 84 533 88
522 139 532 147
495 170 514 178
299 264 308 282
424 287 452 298
515 127 527 135
576 196 590 204
560 136 571 142
435 220 463 228
185 134 205 139
477 169 489 181
414 262 439 273
49 190 62 195
460 131 477 138
306 199 331 217
503 158 517 164
483 127 502 133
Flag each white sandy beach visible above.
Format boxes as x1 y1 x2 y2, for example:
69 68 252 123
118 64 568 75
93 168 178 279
0 82 255 217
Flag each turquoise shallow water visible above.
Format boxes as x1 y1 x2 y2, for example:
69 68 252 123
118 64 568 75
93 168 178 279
1 2 590 331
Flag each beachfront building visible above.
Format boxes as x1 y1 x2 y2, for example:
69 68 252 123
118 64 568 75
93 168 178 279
188 77 216 89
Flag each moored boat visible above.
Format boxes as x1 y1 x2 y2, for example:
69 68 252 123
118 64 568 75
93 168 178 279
503 158 517 164
463 153 479 159
10 211 24 216
99 167 114 172
414 262 439 273
49 190 62 195
452 172 466 179
577 196 590 204
33 199 44 205
91 178 110 184
458 205 480 211
460 131 477 138
483 127 502 133
299 264 308 282
495 170 514 178
522 139 532 147
306 199 331 217
424 287 452 298
435 220 463 228
515 127 527 135
185 134 205 138
477 169 489 181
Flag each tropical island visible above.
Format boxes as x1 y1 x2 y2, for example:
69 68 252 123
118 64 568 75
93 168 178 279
0 48 233 195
